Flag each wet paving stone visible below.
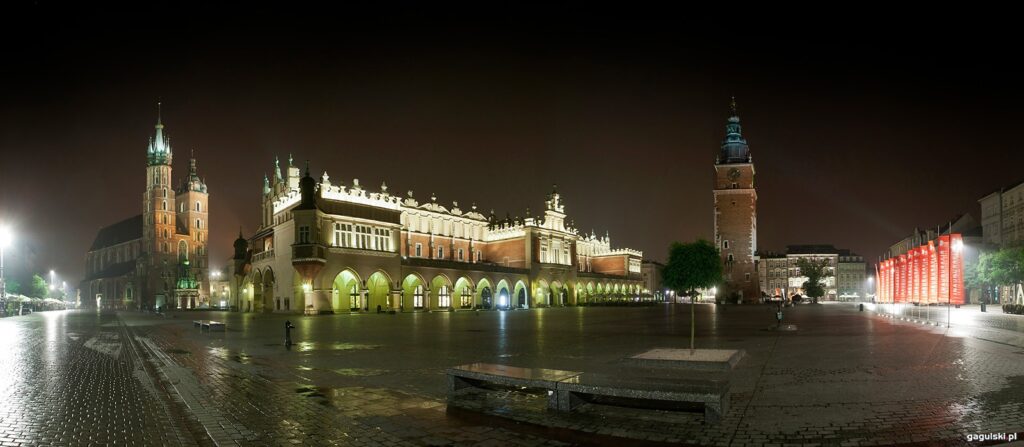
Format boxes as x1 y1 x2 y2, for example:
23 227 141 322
5 305 1024 446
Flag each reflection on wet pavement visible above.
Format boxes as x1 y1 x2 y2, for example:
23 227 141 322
6 305 1024 445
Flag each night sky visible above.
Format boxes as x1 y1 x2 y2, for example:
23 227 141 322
1 6 1021 287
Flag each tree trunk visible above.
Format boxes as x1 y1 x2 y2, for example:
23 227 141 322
690 293 695 354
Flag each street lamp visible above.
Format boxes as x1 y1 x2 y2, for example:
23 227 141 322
0 226 13 311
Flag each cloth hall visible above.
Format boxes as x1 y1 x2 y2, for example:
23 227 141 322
227 158 645 313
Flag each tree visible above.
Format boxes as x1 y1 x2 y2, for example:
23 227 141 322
27 274 48 298
983 246 1024 304
662 239 723 353
795 258 832 304
4 278 20 295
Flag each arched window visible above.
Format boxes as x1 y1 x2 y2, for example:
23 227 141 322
413 285 424 308
723 240 729 249
161 200 167 211
349 284 360 310
438 285 451 308
125 286 133 300
195 219 201 229
180 202 185 213
460 286 472 308
195 201 201 212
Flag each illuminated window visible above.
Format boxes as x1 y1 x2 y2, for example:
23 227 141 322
438 285 451 308
460 287 472 308
349 285 360 310
413 285 424 308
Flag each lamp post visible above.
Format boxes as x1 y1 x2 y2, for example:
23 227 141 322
0 226 12 315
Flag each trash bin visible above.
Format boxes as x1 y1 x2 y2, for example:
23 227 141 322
980 302 987 312
859 303 864 312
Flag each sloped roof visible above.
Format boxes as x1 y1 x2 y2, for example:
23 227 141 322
89 215 143 251
83 260 136 281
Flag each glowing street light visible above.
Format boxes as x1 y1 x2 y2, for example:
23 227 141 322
0 225 13 307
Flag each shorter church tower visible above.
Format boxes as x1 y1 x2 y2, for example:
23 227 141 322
175 151 210 304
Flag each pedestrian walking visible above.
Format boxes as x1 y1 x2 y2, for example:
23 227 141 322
284 320 295 346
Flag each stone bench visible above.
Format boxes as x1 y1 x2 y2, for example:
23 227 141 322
446 363 581 408
556 373 729 423
447 363 728 424
194 320 225 332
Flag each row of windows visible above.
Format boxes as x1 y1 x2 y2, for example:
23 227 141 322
407 215 484 240
331 223 394 251
539 239 571 265
412 243 481 262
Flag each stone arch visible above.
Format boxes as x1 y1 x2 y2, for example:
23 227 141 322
513 280 529 309
535 279 550 307
401 273 428 310
476 277 494 309
333 269 362 312
431 274 454 310
454 276 475 309
549 280 564 306
366 270 392 312
262 268 276 312
495 279 512 309
247 270 263 313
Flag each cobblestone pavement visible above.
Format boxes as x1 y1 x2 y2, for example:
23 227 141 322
0 311 204 446
5 305 1024 446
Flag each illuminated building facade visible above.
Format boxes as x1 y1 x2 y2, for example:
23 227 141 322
229 158 644 313
713 99 759 302
80 108 210 310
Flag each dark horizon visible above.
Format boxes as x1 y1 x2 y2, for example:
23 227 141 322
1 7 1021 288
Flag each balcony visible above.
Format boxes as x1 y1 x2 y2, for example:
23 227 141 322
253 249 275 262
292 243 327 263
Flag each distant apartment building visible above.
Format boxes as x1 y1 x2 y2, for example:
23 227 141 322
758 245 863 301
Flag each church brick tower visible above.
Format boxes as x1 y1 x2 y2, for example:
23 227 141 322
713 98 759 303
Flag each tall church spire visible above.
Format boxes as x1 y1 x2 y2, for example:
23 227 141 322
718 97 750 164
147 103 172 166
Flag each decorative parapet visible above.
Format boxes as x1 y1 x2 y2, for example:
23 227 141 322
320 176 402 211
484 225 525 241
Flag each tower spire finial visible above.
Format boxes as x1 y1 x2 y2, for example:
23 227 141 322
730 96 737 116
157 101 162 126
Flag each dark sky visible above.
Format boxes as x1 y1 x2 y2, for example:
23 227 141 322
1 5 1021 287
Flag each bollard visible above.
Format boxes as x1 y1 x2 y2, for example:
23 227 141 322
284 320 295 346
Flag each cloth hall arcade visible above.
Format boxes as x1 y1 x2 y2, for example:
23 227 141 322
228 158 644 314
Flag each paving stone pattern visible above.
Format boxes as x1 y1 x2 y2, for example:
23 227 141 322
4 304 1024 446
